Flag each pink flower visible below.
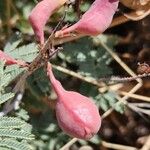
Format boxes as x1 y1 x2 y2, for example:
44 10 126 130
0 50 27 67
29 0 67 44
55 0 119 37
47 63 101 139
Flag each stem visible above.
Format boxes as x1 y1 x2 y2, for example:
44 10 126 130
47 63 65 97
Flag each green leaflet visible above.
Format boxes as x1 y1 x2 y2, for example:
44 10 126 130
4 34 22 53
0 93 15 105
0 116 34 150
0 59 34 149
60 36 114 79
8 43 39 62
0 117 25 129
0 139 30 150
0 61 15 104
16 109 30 121
0 147 10 150
0 74 11 90
0 129 34 140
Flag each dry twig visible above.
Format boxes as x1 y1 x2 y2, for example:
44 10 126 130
101 140 137 150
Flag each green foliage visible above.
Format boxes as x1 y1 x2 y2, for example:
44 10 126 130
95 91 123 112
4 65 24 83
0 61 15 105
0 116 25 129
4 34 39 62
115 103 125 114
16 109 30 121
0 61 34 150
4 34 22 53
0 36 37 149
0 117 34 150
0 139 30 150
3 34 39 82
8 43 38 62
0 93 15 105
0 34 39 104
64 6 78 22
59 35 115 78
27 67 50 98
0 129 33 140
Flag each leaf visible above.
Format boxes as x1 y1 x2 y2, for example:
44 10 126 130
115 103 125 114
26 67 51 102
0 147 10 150
103 92 117 107
0 117 25 129
96 92 125 113
0 139 30 150
5 65 24 82
98 95 110 111
79 82 99 98
0 129 34 140
0 74 11 88
16 109 30 121
64 6 78 22
9 43 39 62
0 93 15 105
4 34 22 52
60 36 114 79
0 61 5 76
0 117 34 150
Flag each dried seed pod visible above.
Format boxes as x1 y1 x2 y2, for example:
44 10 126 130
29 0 67 44
55 0 119 37
47 63 101 139
137 63 150 74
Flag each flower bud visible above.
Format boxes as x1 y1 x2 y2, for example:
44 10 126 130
47 63 101 139
0 50 27 67
29 0 68 44
55 0 119 37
